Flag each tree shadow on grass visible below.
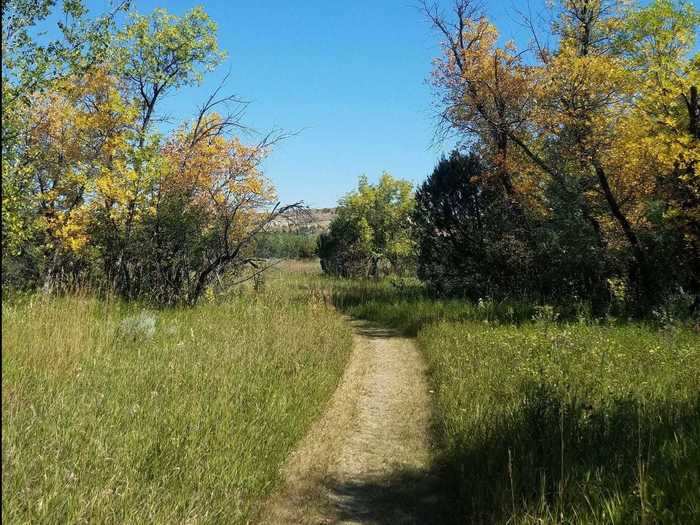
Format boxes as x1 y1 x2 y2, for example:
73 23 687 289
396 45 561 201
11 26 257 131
315 385 698 524
438 387 700 523
323 464 461 525
346 318 402 339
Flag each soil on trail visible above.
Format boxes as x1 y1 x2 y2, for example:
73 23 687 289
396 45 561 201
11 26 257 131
258 318 450 525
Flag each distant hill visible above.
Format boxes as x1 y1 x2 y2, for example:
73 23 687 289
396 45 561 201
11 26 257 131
268 207 336 233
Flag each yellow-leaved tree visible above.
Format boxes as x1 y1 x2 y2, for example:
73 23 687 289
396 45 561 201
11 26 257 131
3 5 299 304
17 68 137 287
425 0 699 311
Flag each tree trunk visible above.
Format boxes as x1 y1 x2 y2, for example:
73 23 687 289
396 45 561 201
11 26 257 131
592 160 649 308
689 85 698 139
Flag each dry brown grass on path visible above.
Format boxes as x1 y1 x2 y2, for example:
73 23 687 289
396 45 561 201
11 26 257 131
258 318 448 525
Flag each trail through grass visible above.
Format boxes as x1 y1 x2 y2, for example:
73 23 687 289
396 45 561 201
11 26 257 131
2 281 352 524
6 265 698 524
322 275 700 523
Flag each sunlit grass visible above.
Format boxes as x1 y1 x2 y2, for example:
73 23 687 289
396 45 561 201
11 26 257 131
2 278 352 524
8 267 696 524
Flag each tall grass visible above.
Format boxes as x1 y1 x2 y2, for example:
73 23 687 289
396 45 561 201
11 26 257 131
323 277 539 335
319 275 700 523
2 280 352 523
420 322 700 524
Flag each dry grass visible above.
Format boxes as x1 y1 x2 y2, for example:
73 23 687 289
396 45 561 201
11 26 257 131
2 277 351 524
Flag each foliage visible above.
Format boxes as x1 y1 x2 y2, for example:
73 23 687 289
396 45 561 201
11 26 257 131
254 232 318 259
318 173 414 278
414 151 529 298
92 109 290 305
425 0 700 316
1 4 296 305
413 150 614 308
2 0 127 267
1 279 352 523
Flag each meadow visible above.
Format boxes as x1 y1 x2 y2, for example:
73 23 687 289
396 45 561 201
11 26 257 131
1 277 352 524
422 322 700 524
3 0 699 523
319 275 700 524
325 277 536 335
3 262 700 524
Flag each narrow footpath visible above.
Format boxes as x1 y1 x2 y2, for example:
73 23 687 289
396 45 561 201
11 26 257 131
258 318 447 524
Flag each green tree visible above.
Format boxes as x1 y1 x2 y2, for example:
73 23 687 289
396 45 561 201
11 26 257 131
94 7 227 298
319 173 414 277
115 6 225 144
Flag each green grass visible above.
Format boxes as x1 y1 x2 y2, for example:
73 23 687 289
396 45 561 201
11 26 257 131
322 276 700 523
323 276 541 335
254 231 318 259
7 266 697 523
2 279 352 523
420 322 700 523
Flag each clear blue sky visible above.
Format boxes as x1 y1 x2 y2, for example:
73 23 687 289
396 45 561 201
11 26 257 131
90 0 539 207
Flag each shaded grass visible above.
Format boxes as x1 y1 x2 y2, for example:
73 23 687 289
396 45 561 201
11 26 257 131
2 280 352 524
323 277 540 336
421 322 700 524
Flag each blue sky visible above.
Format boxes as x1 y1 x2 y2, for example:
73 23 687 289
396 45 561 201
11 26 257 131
90 0 540 207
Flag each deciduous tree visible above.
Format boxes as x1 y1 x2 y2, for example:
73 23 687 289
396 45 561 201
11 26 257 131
319 173 414 278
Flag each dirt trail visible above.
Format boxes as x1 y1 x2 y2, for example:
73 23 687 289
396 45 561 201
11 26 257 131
258 318 446 525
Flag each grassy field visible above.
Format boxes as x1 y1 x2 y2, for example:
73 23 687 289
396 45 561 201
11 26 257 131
422 322 700 524
2 277 352 523
4 263 699 524
320 276 700 524
324 277 540 335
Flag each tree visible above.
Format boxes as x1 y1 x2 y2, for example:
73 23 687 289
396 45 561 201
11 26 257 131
115 6 225 145
22 68 138 288
145 114 297 305
99 6 227 297
2 0 128 280
615 0 700 308
414 151 611 304
254 232 318 259
424 0 700 314
414 151 513 297
425 2 534 202
2 4 299 305
319 173 414 278
86 6 298 304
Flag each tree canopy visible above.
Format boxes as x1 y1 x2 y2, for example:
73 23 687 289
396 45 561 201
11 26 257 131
318 173 414 278
422 0 699 314
2 2 297 304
